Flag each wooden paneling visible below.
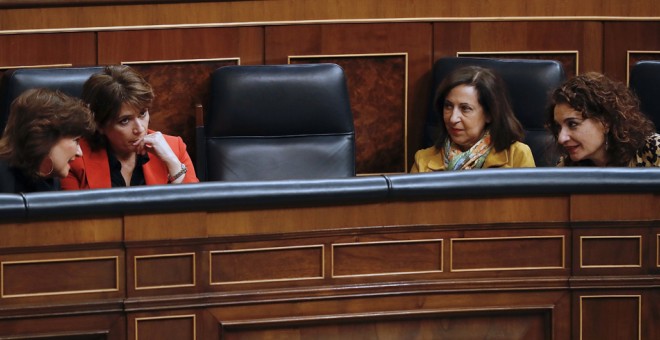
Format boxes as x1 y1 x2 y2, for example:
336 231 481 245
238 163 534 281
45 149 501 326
603 21 660 83
204 196 567 236
134 253 195 289
2 256 118 298
133 314 196 340
2 192 659 338
0 314 125 339
451 236 564 272
210 291 570 339
570 194 657 221
210 245 324 284
577 294 641 340
124 211 206 241
434 21 604 74
1 0 660 31
220 309 550 340
0 32 96 68
0 218 122 248
266 23 432 173
332 239 443 277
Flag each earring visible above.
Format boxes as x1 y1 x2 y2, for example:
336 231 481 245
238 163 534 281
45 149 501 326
605 133 609 151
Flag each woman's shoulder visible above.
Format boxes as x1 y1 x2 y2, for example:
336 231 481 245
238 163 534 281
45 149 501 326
413 145 445 172
631 133 660 167
508 141 532 153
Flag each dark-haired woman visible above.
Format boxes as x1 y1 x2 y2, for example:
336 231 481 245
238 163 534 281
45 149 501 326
411 66 535 172
61 65 198 189
0 88 95 193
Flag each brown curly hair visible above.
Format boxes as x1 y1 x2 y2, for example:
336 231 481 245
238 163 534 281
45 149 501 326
545 72 656 166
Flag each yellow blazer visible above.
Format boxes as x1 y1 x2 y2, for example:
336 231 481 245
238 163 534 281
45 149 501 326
410 141 536 173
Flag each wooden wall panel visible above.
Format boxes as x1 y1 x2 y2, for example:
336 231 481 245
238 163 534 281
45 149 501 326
220 310 550 340
434 21 603 75
266 23 432 173
211 291 570 339
1 0 659 31
0 314 125 339
576 294 641 340
603 21 660 83
0 32 96 68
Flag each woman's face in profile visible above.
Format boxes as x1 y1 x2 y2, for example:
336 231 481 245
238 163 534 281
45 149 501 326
553 103 609 166
101 102 150 157
442 84 490 151
42 136 83 178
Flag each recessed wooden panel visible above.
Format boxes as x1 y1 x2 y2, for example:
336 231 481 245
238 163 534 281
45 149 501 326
580 236 642 268
580 295 640 340
135 314 195 340
135 253 195 290
211 245 323 284
451 236 564 272
332 239 442 277
290 54 407 174
0 32 96 68
2 256 118 298
0 313 124 339
220 308 550 340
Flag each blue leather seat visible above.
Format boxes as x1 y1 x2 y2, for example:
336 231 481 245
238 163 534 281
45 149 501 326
425 57 566 167
200 63 356 181
0 66 102 136
629 60 660 130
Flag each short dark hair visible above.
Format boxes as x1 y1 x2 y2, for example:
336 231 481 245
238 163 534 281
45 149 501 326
433 66 524 152
0 88 95 177
83 65 154 150
545 72 655 166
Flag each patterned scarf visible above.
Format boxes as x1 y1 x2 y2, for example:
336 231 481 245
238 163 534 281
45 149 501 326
443 130 493 170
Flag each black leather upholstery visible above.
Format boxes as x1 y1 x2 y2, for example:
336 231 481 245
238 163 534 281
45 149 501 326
629 60 660 130
388 168 660 199
202 63 356 181
11 168 660 220
0 193 26 220
426 57 566 167
23 176 389 219
0 66 102 136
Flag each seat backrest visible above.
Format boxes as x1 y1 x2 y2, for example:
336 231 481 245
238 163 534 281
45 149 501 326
629 60 660 130
426 57 566 167
0 66 103 136
202 63 356 181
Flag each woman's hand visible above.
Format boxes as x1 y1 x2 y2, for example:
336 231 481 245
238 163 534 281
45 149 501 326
134 131 185 182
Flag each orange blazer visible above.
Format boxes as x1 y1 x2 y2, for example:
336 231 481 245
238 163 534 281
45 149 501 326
61 131 199 190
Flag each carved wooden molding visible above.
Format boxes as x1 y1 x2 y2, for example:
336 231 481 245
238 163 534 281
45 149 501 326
0 0 233 9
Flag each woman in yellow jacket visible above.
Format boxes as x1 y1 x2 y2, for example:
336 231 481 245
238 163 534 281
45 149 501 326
411 66 535 172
